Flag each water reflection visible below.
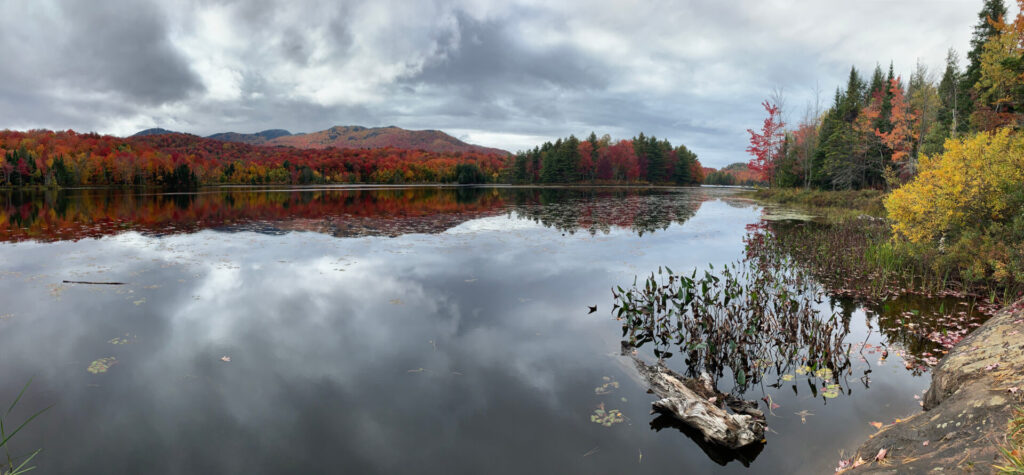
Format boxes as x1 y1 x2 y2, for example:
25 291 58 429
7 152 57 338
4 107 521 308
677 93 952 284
0 186 710 242
761 219 990 372
508 188 704 236
0 187 931 474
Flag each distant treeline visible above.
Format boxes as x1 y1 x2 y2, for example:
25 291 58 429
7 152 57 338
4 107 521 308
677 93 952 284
1 129 708 189
509 132 703 185
702 162 767 186
0 129 510 188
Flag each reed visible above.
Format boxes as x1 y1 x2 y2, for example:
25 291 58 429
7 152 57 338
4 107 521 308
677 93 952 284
0 378 50 475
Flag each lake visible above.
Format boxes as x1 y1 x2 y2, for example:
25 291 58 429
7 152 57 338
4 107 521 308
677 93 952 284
0 186 985 473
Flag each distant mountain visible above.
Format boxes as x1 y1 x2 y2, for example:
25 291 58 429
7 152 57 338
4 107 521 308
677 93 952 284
268 126 509 155
207 129 292 145
131 128 181 137
132 125 508 155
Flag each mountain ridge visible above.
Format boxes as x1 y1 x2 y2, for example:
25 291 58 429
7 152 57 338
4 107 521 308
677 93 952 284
131 125 508 155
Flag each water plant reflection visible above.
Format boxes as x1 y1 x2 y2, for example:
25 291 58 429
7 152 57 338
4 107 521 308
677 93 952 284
612 225 852 395
760 219 994 372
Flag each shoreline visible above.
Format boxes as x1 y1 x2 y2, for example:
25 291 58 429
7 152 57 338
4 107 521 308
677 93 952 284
842 297 1024 473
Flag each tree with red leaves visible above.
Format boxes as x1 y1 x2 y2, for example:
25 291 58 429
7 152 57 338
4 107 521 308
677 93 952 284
876 77 919 165
746 100 786 183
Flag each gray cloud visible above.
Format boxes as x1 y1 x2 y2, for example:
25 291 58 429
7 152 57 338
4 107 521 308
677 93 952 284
0 1 201 106
408 11 610 96
57 1 203 103
0 0 993 167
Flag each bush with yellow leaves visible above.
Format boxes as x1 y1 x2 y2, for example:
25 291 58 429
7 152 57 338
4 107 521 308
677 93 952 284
885 129 1024 290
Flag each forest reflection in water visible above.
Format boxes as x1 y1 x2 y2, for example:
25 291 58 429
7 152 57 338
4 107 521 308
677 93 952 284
0 185 983 474
0 186 711 242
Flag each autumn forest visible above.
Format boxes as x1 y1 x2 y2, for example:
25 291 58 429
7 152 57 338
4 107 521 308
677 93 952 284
0 124 713 189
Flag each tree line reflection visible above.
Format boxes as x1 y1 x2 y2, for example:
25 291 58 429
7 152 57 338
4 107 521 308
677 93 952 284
0 187 711 243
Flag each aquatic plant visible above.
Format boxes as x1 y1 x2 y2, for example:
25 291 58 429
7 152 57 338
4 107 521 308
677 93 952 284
612 227 851 393
589 403 625 427
87 357 117 374
1 378 50 475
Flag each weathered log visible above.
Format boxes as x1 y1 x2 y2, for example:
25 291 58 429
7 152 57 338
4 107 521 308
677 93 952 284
626 351 766 449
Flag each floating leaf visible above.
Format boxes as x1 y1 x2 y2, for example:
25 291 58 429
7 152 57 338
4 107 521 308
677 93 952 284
781 374 794 382
590 404 624 427
87 357 116 374
594 377 620 395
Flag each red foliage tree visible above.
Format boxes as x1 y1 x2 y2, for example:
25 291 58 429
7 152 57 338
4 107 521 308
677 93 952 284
746 100 786 183
876 77 918 164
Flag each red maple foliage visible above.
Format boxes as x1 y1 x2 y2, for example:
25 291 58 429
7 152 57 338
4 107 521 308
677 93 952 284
746 100 786 182
876 77 918 164
0 129 511 186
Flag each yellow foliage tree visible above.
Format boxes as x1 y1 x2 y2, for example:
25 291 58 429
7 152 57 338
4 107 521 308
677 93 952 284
886 129 1024 244
974 0 1024 129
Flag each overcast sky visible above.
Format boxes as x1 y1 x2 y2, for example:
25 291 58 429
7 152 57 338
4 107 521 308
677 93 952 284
0 0 1000 167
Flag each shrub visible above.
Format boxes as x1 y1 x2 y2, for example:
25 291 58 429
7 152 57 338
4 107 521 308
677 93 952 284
885 129 1024 292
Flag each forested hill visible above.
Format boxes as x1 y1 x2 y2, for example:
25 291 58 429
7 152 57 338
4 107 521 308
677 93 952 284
0 129 510 187
133 125 509 155
703 162 766 186
206 129 293 145
268 126 509 155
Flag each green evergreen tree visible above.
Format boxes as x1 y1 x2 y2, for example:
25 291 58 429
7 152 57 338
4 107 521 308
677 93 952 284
963 0 1007 131
922 50 964 155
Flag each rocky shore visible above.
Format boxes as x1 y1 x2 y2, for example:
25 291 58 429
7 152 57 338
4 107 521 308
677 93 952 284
844 298 1024 473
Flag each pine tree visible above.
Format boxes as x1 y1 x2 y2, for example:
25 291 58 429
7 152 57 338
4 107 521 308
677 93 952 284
966 0 1007 89
921 50 963 155
964 0 1007 131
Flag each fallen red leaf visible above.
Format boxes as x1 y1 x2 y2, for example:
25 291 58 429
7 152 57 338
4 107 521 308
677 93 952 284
875 448 887 461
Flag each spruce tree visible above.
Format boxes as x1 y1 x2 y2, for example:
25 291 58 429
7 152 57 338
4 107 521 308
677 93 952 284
963 0 1007 131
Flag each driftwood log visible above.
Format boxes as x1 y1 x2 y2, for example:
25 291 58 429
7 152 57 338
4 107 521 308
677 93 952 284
62 280 126 285
625 347 766 449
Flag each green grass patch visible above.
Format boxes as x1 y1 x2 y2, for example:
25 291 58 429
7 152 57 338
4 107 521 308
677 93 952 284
997 407 1024 473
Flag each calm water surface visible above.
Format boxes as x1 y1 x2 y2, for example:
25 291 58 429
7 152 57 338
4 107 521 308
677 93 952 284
0 186 972 473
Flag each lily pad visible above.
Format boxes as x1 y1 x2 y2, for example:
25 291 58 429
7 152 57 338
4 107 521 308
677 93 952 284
595 376 620 395
590 404 625 427
87 357 117 374
108 334 135 345
822 383 841 398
